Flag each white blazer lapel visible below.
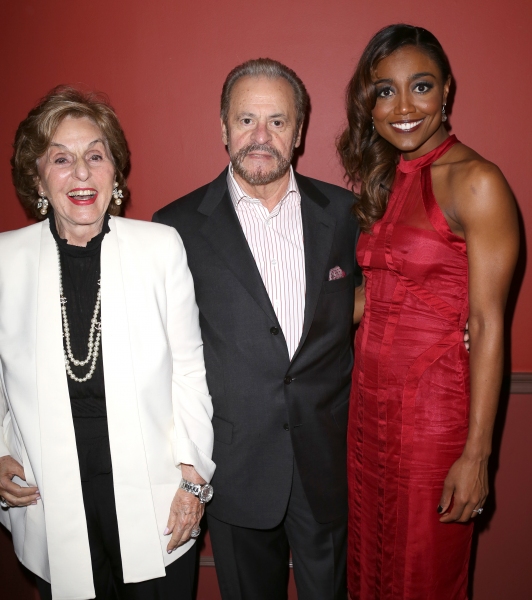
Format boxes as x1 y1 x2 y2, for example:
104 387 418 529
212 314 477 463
36 224 95 599
101 219 165 583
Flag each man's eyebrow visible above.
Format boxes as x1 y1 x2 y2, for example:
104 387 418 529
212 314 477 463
235 112 288 119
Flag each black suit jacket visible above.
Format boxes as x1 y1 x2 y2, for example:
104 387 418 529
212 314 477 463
154 169 360 527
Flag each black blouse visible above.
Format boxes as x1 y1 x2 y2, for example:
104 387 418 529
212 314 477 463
49 214 112 481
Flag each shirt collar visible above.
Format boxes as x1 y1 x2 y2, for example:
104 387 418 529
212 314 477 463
227 164 299 210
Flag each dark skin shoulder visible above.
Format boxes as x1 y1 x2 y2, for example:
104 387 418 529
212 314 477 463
431 142 515 239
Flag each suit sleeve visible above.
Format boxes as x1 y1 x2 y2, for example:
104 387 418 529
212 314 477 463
0 358 13 532
0 359 10 458
164 228 215 482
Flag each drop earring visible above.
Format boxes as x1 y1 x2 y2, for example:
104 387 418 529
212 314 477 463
112 182 123 205
441 104 448 123
372 117 375 132
37 192 49 216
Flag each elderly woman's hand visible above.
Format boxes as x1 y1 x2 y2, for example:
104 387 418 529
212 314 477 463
0 455 40 507
164 488 204 553
164 465 205 553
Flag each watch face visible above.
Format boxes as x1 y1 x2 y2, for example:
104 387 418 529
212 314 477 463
199 484 214 503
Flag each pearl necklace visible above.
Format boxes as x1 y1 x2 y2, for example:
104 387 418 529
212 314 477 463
56 245 102 382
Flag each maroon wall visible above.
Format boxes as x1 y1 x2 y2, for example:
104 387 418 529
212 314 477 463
1 1 531 598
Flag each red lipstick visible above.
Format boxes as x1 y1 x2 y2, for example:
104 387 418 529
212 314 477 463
67 188 98 206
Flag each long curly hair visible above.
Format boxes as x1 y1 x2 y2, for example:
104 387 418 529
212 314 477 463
337 24 451 232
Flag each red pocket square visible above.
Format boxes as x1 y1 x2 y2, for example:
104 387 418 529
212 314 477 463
329 266 346 281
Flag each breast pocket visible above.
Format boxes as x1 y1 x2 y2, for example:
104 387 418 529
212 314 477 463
322 272 354 294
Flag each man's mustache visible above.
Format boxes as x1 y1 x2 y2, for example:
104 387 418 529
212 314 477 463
233 143 284 162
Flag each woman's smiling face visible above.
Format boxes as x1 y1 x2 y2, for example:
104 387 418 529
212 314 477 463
371 45 451 159
37 115 115 239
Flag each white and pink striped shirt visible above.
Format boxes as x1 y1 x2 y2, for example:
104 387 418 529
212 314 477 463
227 165 306 360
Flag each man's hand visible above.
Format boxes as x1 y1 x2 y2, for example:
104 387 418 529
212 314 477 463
0 455 39 507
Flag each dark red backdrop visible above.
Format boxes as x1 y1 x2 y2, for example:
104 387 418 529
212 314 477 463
1 1 531 598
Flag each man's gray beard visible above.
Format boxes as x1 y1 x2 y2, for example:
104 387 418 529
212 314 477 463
230 143 293 186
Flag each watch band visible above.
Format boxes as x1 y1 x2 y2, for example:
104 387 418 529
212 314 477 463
180 479 202 496
179 479 214 504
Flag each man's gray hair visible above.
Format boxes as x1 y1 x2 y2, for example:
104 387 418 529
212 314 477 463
220 58 309 131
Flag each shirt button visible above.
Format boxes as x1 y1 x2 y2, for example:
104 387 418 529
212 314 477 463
283 423 290 431
270 327 279 335
271 259 277 266
284 376 292 385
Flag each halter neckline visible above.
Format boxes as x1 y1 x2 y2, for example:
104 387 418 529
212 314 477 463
398 135 459 174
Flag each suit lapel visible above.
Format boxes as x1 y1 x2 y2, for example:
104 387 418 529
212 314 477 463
36 223 95 598
198 171 336 361
101 218 166 582
291 175 336 364
198 172 278 325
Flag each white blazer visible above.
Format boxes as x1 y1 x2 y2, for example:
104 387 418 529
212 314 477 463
0 216 215 600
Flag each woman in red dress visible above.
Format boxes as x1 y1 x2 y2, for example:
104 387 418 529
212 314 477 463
338 24 519 599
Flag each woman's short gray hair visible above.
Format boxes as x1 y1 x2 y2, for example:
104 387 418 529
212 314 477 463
220 58 309 131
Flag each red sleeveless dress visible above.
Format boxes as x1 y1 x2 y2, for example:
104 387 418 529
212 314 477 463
347 136 473 599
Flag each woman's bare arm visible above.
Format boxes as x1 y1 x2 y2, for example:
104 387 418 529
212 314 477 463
438 160 518 522
353 276 366 324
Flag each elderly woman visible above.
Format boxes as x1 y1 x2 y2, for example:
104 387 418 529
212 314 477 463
338 24 518 599
0 86 215 600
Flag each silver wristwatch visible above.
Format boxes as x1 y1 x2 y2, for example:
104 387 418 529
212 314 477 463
179 479 214 504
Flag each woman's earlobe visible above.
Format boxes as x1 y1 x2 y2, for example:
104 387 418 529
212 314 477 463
443 76 452 103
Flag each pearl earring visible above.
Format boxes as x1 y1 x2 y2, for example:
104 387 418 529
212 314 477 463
441 104 448 123
112 182 123 205
372 117 375 132
37 193 49 216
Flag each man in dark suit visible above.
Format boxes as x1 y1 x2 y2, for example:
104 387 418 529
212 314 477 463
153 58 360 600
